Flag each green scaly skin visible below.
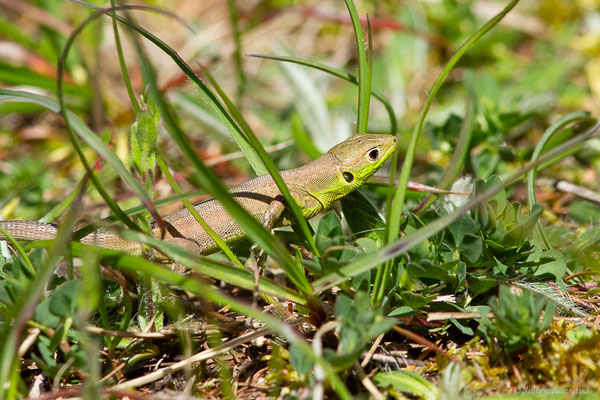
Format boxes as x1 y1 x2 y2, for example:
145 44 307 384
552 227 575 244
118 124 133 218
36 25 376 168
0 134 397 259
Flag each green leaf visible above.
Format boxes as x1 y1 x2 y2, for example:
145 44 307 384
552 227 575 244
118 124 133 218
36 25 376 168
407 260 453 282
400 291 432 308
34 299 60 329
460 233 483 263
130 106 158 174
317 212 343 238
505 204 543 245
49 280 83 318
469 276 498 297
451 319 474 336
374 370 438 400
388 306 413 317
534 250 566 281
289 343 313 374
449 214 478 248
341 191 386 242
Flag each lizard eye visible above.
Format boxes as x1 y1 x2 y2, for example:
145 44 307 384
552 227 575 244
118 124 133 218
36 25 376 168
343 172 354 183
367 148 380 161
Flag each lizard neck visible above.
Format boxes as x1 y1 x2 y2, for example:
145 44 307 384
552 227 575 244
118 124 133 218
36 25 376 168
284 153 356 210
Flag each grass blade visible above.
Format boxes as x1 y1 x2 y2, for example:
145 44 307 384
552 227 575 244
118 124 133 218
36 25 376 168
344 0 371 134
0 89 143 231
414 71 478 214
526 111 591 248
226 0 246 102
246 53 397 135
156 154 243 268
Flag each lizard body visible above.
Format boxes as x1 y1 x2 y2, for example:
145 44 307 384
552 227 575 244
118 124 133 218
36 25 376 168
0 134 397 258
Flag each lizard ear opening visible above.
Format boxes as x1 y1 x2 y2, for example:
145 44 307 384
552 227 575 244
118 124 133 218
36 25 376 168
343 172 354 183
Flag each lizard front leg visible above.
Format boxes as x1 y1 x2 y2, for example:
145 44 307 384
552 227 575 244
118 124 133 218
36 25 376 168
247 198 286 307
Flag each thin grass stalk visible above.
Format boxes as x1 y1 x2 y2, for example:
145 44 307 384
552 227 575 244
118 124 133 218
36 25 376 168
344 0 371 134
246 53 397 134
526 111 591 249
415 72 477 214
41 177 88 223
365 13 373 130
110 0 139 113
226 0 246 102
156 154 244 268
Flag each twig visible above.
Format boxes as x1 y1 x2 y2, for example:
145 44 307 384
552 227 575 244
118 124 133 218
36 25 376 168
312 321 337 400
112 326 272 390
85 326 174 339
427 311 494 321
353 360 384 400
556 180 600 204
393 325 467 370
361 332 383 367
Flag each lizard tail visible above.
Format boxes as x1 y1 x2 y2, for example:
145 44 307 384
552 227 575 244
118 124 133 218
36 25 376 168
0 220 59 241
0 220 143 256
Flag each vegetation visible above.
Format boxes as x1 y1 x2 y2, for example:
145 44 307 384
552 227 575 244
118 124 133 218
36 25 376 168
0 0 599 398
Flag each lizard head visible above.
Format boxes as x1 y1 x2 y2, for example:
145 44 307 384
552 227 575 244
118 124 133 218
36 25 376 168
328 134 397 189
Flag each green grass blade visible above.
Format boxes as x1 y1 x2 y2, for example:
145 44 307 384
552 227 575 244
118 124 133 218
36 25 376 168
414 71 478 214
0 228 36 275
156 154 243 268
171 93 232 138
109 1 139 113
40 176 87 223
246 53 397 135
344 0 370 134
0 60 92 100
0 89 143 231
526 111 591 248
226 0 246 101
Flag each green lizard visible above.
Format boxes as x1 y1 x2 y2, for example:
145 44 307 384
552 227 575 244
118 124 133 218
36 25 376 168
0 134 397 259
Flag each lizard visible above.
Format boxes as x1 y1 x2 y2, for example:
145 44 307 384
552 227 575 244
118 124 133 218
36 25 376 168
0 134 397 259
